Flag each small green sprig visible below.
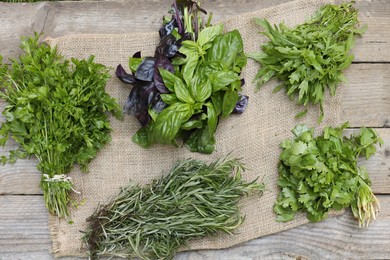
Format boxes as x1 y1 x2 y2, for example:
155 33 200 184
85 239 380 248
274 123 383 227
0 33 122 218
84 156 264 260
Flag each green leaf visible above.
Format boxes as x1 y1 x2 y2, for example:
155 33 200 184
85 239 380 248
129 57 143 73
190 77 212 103
207 29 244 69
184 126 216 154
174 77 195 104
160 93 179 105
205 102 217 136
197 24 224 47
158 68 176 92
209 71 241 93
132 127 152 148
149 102 194 144
222 89 239 118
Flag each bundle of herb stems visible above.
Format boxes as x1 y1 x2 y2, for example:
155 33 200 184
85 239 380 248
0 33 122 218
84 157 264 259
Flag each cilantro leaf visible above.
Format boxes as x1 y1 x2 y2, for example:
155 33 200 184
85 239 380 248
274 123 382 227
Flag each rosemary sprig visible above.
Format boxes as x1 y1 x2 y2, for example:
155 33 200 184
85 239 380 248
83 157 264 260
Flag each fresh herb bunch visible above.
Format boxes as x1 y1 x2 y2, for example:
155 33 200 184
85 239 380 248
248 2 366 122
274 123 383 227
116 0 248 154
84 157 264 259
0 33 122 218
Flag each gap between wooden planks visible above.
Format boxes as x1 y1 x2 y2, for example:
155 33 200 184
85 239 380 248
0 0 389 62
0 194 389 259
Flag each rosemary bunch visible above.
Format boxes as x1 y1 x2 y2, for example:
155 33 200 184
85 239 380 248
84 157 264 260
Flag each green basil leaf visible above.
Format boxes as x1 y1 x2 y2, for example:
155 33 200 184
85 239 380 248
197 24 224 47
181 115 205 130
233 52 247 73
207 29 244 68
132 126 152 148
205 102 217 136
211 92 223 116
159 68 176 92
210 71 241 92
149 102 194 144
174 77 195 104
184 126 215 154
181 40 201 51
129 57 143 73
222 89 239 118
190 76 212 103
182 56 199 87
160 93 179 105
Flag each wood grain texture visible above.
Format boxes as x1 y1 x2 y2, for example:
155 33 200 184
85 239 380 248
0 195 389 259
0 0 388 259
0 0 389 62
341 64 390 128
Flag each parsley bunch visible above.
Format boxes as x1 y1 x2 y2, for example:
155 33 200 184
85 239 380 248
0 33 122 218
248 2 366 122
274 123 383 227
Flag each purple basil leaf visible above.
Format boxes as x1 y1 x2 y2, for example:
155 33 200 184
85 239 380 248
159 19 176 39
135 112 151 127
155 34 177 57
124 81 157 116
154 55 174 94
135 57 155 82
233 94 249 114
241 78 245 86
164 44 178 58
133 51 141 58
115 64 135 84
152 96 168 113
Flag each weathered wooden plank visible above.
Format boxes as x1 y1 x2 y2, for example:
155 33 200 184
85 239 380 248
0 0 389 62
352 0 390 63
355 128 390 195
341 64 390 128
0 195 389 259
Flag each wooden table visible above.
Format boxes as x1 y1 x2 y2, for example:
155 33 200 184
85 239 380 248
0 0 389 259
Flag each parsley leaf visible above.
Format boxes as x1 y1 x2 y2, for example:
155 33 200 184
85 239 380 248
0 33 122 218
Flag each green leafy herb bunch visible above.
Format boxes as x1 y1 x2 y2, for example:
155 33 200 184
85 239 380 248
0 33 122 218
248 2 366 122
274 123 383 227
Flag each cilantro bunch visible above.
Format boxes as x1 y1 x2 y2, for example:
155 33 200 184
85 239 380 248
248 2 366 122
274 123 383 227
0 33 122 218
116 0 248 154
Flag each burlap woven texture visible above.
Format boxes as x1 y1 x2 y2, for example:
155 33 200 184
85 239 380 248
48 0 342 257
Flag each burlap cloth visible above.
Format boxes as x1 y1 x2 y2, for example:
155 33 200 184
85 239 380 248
47 0 344 257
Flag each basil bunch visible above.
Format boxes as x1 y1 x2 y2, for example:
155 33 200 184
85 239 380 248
117 1 248 154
